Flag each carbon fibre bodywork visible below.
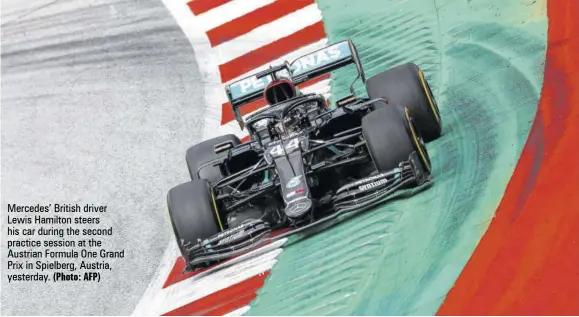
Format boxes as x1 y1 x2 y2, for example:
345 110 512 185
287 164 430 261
176 40 437 271
183 94 432 270
187 152 429 269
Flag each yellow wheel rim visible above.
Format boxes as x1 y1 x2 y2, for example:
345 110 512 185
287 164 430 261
404 107 431 172
418 68 441 123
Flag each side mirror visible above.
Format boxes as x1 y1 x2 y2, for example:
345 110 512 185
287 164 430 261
214 140 235 154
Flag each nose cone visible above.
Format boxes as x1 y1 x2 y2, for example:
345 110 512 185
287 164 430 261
285 197 313 219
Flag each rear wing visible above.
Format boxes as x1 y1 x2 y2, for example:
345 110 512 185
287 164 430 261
290 39 366 86
225 39 366 129
225 65 291 110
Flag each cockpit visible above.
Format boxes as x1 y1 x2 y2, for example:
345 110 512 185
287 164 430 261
246 95 328 145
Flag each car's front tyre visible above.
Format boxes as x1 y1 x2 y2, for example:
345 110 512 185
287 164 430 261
362 105 431 174
365 63 442 142
186 134 241 182
167 180 222 263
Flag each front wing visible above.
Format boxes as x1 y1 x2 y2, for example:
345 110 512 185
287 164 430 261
183 152 430 271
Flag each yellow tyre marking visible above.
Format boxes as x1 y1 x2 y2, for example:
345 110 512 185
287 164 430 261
404 107 431 172
210 186 224 231
418 68 440 123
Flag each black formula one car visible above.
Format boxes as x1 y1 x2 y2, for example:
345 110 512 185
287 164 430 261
167 40 442 271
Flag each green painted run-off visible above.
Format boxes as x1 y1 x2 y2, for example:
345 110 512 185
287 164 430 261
249 0 547 315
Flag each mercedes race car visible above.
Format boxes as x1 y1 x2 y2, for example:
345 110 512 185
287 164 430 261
167 39 442 271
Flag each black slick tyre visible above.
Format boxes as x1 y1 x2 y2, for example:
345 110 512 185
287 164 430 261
365 63 441 141
362 105 431 174
167 180 221 262
186 134 241 182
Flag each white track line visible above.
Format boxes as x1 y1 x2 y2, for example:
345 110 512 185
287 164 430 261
131 241 179 316
225 306 251 316
147 239 287 315
215 4 322 64
194 0 276 32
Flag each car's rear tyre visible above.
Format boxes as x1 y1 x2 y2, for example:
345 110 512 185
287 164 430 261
167 180 221 262
186 134 241 182
362 105 431 174
365 63 441 142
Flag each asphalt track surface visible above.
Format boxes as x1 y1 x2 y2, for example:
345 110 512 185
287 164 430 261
1 0 203 314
